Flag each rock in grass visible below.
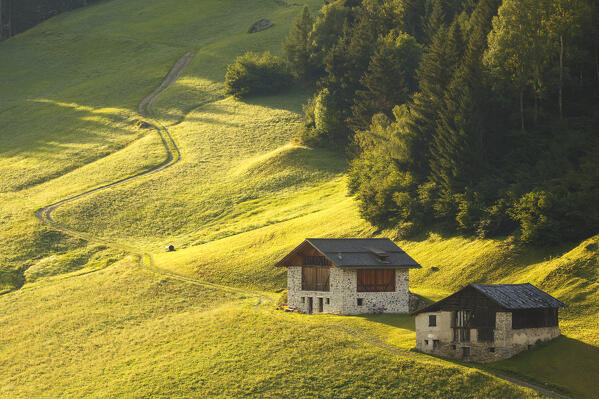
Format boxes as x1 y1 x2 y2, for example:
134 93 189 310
134 119 153 129
248 19 273 34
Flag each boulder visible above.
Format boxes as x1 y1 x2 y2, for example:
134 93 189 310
134 119 153 129
248 19 273 34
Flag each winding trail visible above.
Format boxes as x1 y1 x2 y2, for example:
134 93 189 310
34 52 267 301
32 53 568 399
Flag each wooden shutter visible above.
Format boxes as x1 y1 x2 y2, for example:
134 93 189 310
302 267 330 291
357 269 395 292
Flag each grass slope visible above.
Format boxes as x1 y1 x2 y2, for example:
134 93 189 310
0 258 540 398
0 0 597 397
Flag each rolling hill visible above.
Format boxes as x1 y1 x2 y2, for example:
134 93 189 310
0 0 597 397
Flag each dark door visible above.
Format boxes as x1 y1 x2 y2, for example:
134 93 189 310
318 297 324 313
462 347 470 360
308 297 313 314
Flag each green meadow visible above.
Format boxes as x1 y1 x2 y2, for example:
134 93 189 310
0 0 597 398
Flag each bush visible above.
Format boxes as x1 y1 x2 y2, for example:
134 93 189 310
300 89 345 146
510 190 560 245
225 52 294 98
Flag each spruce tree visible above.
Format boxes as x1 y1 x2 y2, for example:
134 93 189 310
284 6 314 79
422 0 444 44
350 32 421 131
429 0 498 193
322 13 376 143
403 21 462 179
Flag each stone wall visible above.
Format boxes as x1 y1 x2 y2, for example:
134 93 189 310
287 266 410 315
415 311 454 357
414 310 561 363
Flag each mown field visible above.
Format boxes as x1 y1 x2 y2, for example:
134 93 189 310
0 0 597 398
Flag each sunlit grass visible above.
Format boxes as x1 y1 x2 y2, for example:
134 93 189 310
0 0 597 397
0 258 542 399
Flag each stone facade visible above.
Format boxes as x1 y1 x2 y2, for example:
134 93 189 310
287 266 410 315
414 311 561 363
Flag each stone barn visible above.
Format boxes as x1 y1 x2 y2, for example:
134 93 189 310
276 238 421 315
413 283 567 363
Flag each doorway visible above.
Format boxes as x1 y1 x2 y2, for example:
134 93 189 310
308 297 313 314
462 347 470 359
318 297 324 313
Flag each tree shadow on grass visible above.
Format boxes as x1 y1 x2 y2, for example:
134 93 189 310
351 313 416 332
479 335 599 399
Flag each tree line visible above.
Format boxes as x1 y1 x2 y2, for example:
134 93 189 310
0 0 95 40
284 0 599 245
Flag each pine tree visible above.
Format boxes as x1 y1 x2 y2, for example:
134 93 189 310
284 6 314 79
322 13 377 142
422 0 444 44
429 0 499 193
350 31 421 131
403 20 462 178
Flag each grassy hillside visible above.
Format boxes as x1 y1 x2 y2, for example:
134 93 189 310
0 0 597 398
1 257 543 398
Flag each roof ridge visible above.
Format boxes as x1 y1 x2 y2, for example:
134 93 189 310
472 283 534 287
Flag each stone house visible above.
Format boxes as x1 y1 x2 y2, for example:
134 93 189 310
413 283 567 363
276 238 421 315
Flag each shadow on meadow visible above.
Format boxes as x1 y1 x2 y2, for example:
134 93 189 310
482 335 599 399
353 313 416 331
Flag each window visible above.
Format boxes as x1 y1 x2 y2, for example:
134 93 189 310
424 340 429 345
325 298 330 304
433 340 440 350
453 328 470 343
357 298 364 306
301 297 305 303
429 315 437 327
357 269 395 292
512 308 559 329
489 347 495 353
477 328 494 342
302 267 330 291
451 345 456 350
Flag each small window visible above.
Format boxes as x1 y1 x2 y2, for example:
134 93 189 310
326 298 330 304
429 315 437 327
433 340 440 349
301 297 305 303
424 340 429 345
489 347 495 353
451 345 456 350
357 298 364 306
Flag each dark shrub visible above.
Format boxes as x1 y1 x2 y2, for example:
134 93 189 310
225 52 293 98
510 191 560 245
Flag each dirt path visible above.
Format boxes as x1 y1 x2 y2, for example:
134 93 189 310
34 52 271 304
33 53 569 399
36 53 194 234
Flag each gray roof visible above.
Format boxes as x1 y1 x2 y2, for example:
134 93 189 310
412 283 567 315
305 238 421 269
471 283 567 310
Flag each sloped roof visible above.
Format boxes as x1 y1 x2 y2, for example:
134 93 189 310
470 283 567 310
275 238 421 269
412 283 566 315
